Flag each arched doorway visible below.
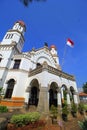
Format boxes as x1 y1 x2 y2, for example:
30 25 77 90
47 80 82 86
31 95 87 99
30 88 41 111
61 84 68 107
29 79 39 106
49 82 58 107
4 79 15 99
70 86 75 103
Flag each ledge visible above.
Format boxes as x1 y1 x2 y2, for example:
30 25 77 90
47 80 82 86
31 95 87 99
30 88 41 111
29 64 75 81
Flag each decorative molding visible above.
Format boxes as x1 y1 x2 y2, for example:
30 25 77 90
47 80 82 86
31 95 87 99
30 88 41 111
29 64 75 81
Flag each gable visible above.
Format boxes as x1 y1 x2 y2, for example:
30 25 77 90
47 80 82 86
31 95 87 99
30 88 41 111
33 49 56 68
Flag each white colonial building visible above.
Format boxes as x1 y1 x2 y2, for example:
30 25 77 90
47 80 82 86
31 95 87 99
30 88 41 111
0 21 79 113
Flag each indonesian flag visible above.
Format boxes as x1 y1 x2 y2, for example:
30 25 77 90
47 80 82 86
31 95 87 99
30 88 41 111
67 38 74 47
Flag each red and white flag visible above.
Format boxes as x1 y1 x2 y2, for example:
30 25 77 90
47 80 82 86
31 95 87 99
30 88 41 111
67 38 74 47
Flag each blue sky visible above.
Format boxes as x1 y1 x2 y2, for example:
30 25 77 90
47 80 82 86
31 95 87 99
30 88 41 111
0 0 87 88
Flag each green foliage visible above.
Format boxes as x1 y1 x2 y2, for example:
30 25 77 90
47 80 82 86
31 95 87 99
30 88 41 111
71 103 78 113
84 104 87 111
78 116 87 130
63 90 67 100
0 87 2 92
0 105 8 113
62 103 69 121
50 105 58 118
78 103 85 112
82 82 87 93
62 105 69 115
10 112 40 127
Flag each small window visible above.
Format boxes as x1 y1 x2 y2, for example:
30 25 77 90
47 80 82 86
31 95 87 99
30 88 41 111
36 63 42 68
10 34 13 38
5 34 13 39
13 59 21 69
5 34 9 39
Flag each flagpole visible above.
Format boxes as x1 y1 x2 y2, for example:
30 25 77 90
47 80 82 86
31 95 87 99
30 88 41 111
61 43 67 70
61 38 74 70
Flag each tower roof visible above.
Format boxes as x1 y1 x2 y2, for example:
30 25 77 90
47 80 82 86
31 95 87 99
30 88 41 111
15 20 26 31
50 45 56 49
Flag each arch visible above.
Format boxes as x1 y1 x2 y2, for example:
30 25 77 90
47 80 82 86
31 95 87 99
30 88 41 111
36 56 52 66
28 79 40 106
49 82 59 107
69 86 75 102
61 84 68 90
70 86 75 93
48 78 61 90
4 79 15 99
30 78 40 88
6 76 17 84
61 84 68 105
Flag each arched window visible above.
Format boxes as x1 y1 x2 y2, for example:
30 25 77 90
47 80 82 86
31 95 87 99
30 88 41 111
36 63 42 68
4 79 15 99
0 54 3 62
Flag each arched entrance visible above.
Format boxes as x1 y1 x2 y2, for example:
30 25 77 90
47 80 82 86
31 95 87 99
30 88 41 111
61 84 68 107
49 82 58 107
4 79 15 99
70 86 75 103
28 79 39 106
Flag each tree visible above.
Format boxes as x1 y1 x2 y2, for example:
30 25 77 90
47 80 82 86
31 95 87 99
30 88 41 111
83 82 87 93
20 0 46 6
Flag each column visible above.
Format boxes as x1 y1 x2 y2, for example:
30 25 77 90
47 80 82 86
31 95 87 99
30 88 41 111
73 92 78 104
61 88 64 103
48 91 49 105
57 89 62 107
24 86 31 109
25 92 30 104
37 87 49 114
66 90 71 105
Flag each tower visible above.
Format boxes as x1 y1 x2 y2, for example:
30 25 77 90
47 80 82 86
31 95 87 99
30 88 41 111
50 45 61 70
0 20 26 86
1 21 26 52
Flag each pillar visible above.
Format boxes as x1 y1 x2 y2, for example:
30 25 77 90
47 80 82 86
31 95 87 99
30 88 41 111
66 90 71 110
61 88 64 103
73 92 78 104
25 92 30 104
57 88 62 107
66 90 71 105
37 87 49 114
24 86 30 109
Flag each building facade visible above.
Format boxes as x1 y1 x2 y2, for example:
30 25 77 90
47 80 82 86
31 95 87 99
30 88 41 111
0 21 79 113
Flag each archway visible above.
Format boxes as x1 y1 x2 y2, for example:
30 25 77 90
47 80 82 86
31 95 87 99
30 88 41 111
4 79 15 99
70 86 75 103
49 82 58 107
61 84 68 107
28 79 39 106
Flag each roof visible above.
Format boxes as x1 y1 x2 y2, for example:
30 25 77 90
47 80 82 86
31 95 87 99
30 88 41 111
50 45 56 49
79 92 87 96
15 20 26 31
